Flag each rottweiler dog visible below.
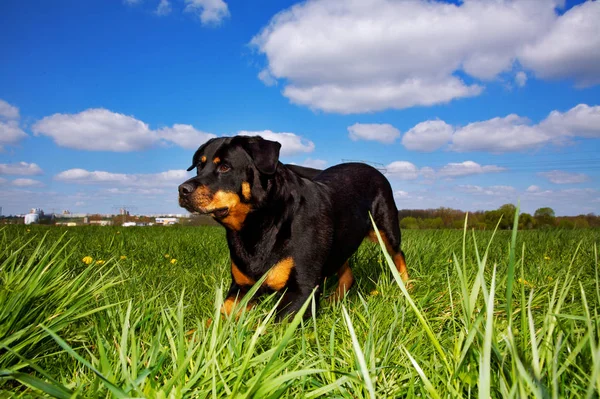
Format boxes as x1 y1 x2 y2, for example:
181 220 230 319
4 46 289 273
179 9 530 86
178 135 408 318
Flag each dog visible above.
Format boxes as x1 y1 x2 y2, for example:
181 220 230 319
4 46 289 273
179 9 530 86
178 135 408 318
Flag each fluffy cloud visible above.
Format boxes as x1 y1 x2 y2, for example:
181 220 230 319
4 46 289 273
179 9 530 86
456 185 516 196
538 170 590 184
450 115 550 152
32 108 215 152
157 124 216 149
386 160 505 180
403 103 600 153
0 99 27 149
252 0 599 114
301 158 327 169
519 1 600 87
438 161 505 178
347 123 400 144
55 168 189 187
33 109 156 152
11 178 44 187
0 121 28 148
515 71 528 88
385 161 420 180
0 99 19 120
0 162 43 176
540 104 600 138
401 120 453 152
184 0 229 25
237 130 315 156
155 0 172 16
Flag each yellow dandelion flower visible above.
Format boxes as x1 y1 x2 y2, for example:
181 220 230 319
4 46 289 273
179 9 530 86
116 231 121 234
370 290 379 296
82 256 93 265
170 258 177 264
165 254 170 259
547 276 553 281
96 260 105 265
26 229 30 232
544 255 550 260
120 255 127 260
447 259 452 263
517 278 523 283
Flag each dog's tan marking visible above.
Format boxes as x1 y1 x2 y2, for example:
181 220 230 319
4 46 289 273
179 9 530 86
330 261 354 302
221 296 254 317
213 157 221 164
232 262 255 286
241 182 251 201
265 257 294 291
201 155 207 163
212 191 252 231
367 230 409 283
189 186 213 209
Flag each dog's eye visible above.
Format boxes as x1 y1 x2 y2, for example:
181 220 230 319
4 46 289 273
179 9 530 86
217 164 231 173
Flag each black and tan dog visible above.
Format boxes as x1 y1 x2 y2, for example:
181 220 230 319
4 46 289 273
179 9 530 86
178 135 408 318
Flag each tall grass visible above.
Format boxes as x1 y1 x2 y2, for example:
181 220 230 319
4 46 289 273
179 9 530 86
0 218 598 397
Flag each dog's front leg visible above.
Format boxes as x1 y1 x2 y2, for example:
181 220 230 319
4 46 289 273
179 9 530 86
221 281 252 317
276 284 321 320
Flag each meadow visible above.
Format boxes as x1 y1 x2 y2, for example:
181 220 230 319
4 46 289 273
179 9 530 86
0 215 599 398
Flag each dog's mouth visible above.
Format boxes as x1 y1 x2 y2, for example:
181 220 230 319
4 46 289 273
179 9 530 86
211 207 229 218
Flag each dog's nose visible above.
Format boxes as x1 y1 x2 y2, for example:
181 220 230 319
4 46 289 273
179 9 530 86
179 183 194 197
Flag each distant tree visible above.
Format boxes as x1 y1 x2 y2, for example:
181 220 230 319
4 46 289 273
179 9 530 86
558 219 575 229
498 203 517 228
519 213 534 230
573 216 590 229
400 216 419 230
534 207 556 228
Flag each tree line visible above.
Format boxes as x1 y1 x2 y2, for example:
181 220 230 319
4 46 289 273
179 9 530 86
398 205 600 230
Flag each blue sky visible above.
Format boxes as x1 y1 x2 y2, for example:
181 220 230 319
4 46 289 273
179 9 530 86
1 0 599 216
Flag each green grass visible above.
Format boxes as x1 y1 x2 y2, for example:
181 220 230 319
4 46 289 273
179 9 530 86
0 216 599 397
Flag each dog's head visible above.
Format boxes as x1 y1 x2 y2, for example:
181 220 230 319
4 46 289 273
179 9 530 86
178 135 281 230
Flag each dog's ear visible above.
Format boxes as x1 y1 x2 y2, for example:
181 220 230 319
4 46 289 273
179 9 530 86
239 136 281 175
187 138 217 171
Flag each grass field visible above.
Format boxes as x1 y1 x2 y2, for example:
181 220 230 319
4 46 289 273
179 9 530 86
1 215 599 398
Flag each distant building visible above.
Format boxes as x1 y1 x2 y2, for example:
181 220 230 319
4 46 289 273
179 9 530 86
122 222 137 227
89 220 113 226
24 208 44 225
155 217 179 225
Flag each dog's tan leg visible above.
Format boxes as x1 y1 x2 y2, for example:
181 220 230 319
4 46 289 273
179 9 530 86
329 261 354 302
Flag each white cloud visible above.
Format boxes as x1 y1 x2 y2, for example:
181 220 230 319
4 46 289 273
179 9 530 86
33 108 157 152
123 0 142 5
0 99 27 149
55 168 189 187
0 177 7 185
251 0 598 114
0 162 43 176
237 130 315 156
32 108 215 152
155 0 172 16
184 0 229 25
456 184 516 196
519 1 600 87
301 158 327 169
11 178 44 187
515 71 528 88
540 104 600 138
401 120 453 152
0 121 28 148
402 103 600 153
526 185 542 193
157 124 216 149
538 170 590 184
451 114 550 152
258 69 277 87
347 123 400 144
0 99 19 120
385 161 420 181
438 161 505 178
